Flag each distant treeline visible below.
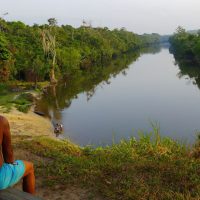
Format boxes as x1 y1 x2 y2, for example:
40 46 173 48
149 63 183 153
0 18 161 84
169 26 200 64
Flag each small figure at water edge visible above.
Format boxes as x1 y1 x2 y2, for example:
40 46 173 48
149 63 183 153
54 123 64 137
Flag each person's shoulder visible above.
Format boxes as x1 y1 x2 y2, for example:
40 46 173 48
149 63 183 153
0 115 9 125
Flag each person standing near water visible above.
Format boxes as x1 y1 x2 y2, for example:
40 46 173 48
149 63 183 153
0 116 35 194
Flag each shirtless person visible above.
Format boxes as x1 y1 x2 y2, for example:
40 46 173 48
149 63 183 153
0 115 35 194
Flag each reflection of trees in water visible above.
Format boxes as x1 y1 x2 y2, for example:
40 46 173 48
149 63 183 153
36 46 161 121
175 56 200 89
140 44 162 55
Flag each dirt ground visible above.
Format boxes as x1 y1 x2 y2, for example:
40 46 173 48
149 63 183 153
13 149 103 200
0 108 53 137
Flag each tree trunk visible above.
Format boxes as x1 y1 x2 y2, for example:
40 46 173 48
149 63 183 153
50 67 57 84
50 54 57 84
34 75 38 89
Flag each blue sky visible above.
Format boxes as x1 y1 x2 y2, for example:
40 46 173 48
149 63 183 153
1 0 200 34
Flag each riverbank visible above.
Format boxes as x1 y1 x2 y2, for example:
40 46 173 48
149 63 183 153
0 107 199 199
1 108 53 137
0 106 102 199
11 130 200 200
0 82 53 136
0 83 200 199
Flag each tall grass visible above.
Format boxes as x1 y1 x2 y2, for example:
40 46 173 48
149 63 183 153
15 129 200 200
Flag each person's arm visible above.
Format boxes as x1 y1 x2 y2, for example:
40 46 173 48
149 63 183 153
2 117 14 163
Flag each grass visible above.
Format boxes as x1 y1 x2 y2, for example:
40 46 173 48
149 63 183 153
0 93 16 112
13 129 200 200
0 83 14 112
0 81 49 113
11 93 34 113
0 92 34 113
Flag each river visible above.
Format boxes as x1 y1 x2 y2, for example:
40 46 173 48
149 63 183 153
37 45 200 146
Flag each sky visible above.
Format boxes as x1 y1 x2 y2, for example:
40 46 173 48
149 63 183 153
0 0 200 35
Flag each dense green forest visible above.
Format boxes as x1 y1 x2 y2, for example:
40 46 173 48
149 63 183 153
0 18 160 85
169 27 200 89
169 26 200 64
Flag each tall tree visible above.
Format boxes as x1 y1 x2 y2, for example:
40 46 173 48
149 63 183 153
41 18 57 84
0 34 12 81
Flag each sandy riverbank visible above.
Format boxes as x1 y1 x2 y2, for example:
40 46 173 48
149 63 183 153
0 108 99 200
0 108 54 137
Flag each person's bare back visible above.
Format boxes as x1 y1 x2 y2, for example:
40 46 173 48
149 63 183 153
0 116 14 167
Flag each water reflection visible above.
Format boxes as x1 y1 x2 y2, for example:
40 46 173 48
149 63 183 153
175 59 200 89
36 49 149 120
36 45 200 146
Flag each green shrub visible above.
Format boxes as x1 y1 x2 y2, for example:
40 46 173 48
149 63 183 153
11 92 34 113
0 83 9 94
16 104 31 113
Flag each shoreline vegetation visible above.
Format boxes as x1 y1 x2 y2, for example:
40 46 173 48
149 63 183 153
169 27 200 91
169 27 200 66
0 18 199 199
13 128 200 199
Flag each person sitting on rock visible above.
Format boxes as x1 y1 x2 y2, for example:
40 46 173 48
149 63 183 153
0 115 35 194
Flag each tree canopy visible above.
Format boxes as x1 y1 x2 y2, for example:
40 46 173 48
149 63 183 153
169 26 200 64
0 18 161 83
